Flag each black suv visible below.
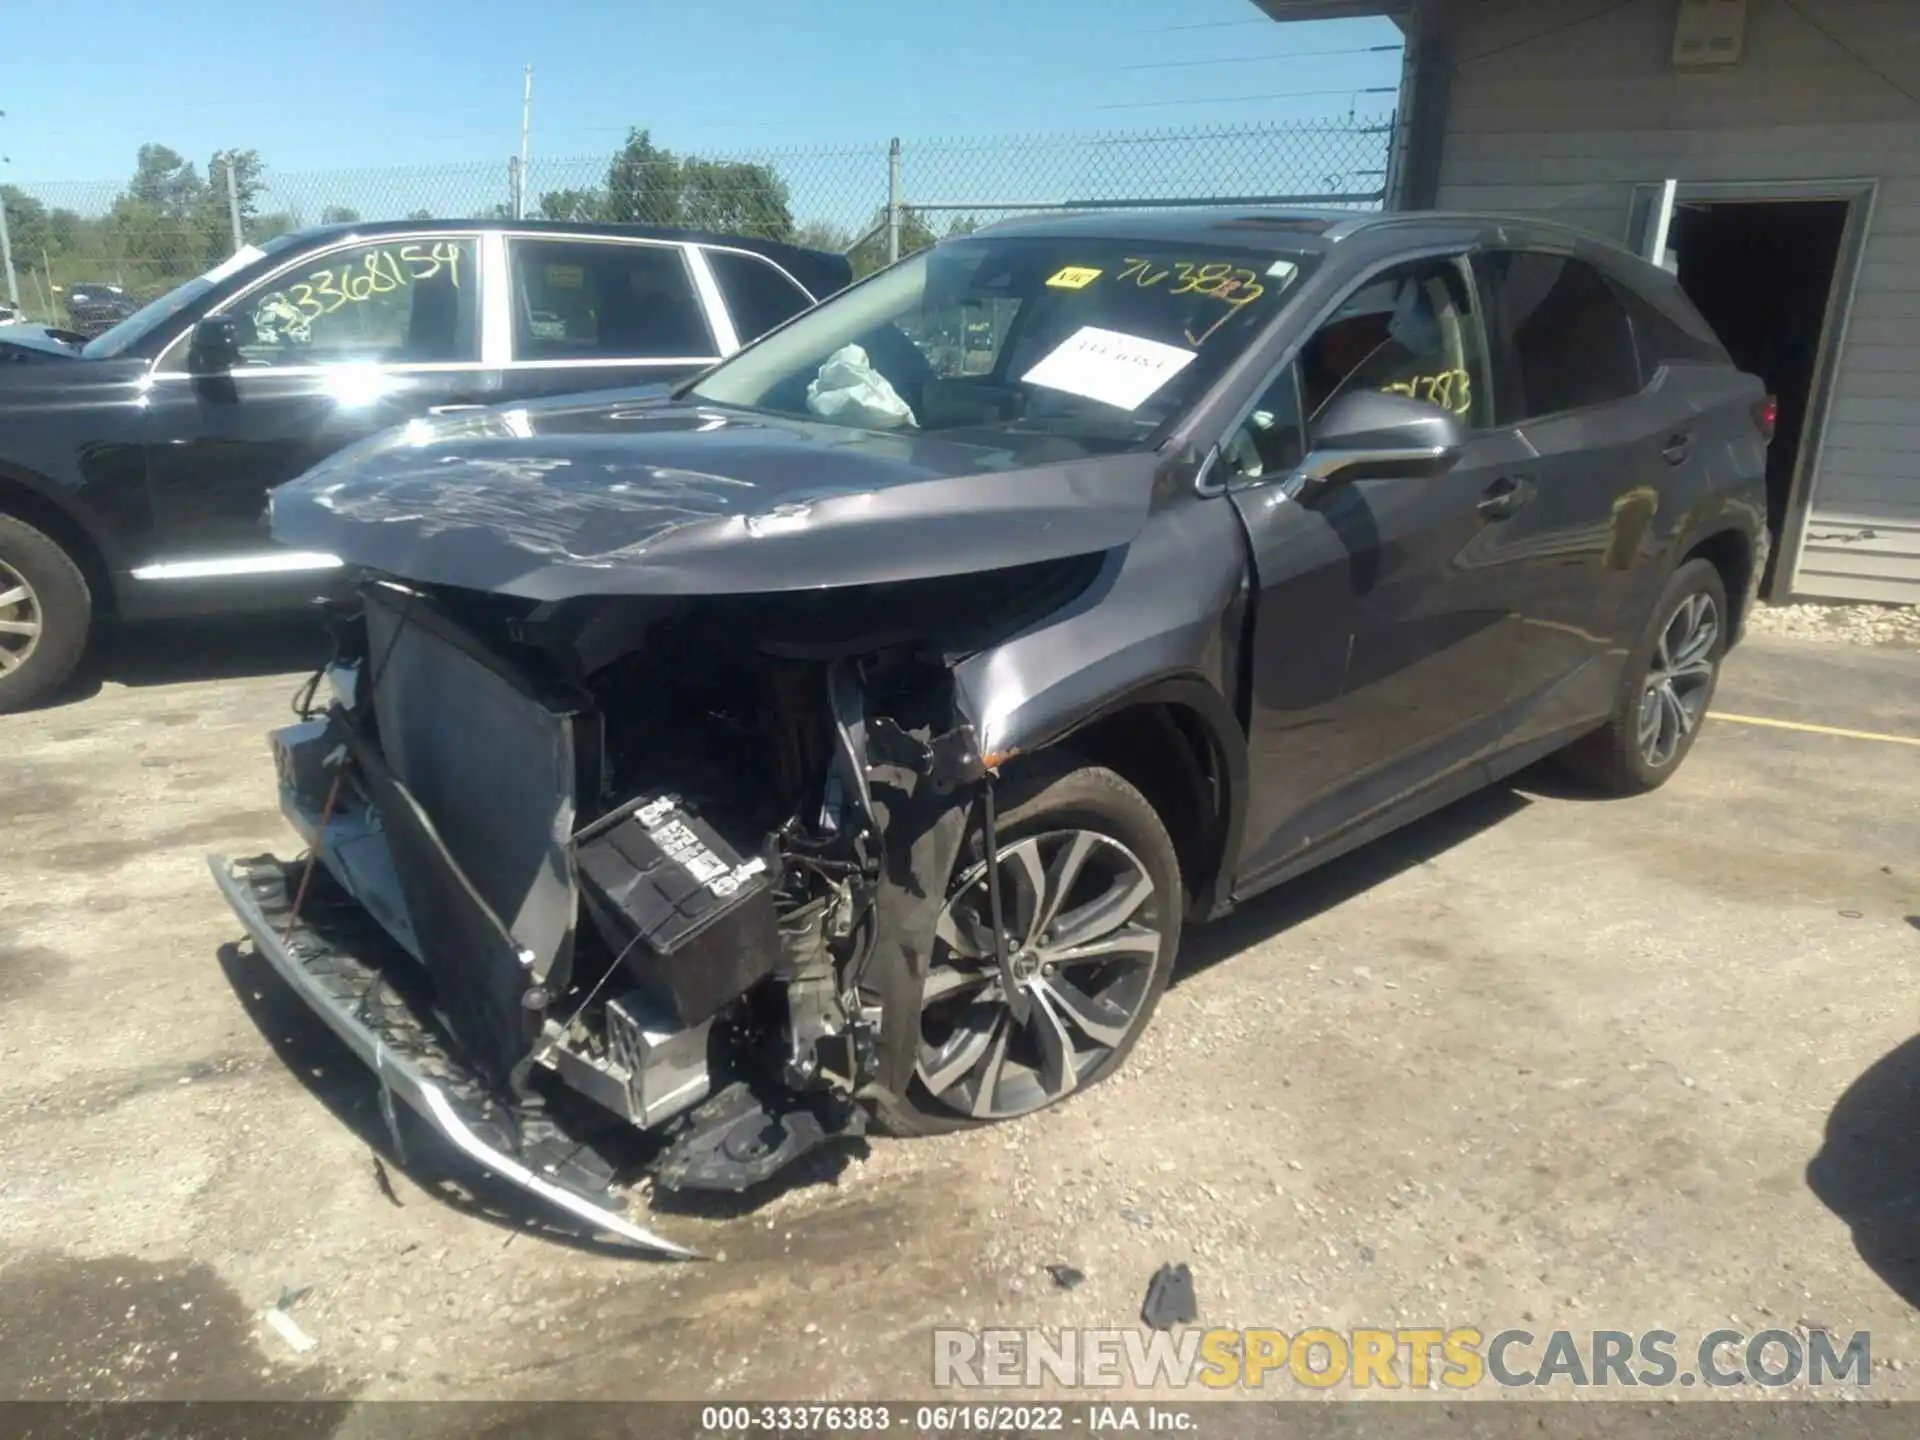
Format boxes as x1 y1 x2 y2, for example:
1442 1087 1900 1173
210 208 1769 1254
0 220 850 710
62 280 142 337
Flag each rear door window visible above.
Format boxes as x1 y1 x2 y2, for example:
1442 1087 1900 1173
1477 250 1642 422
704 248 815 342
509 239 717 361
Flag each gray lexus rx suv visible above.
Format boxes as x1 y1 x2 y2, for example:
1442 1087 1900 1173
210 207 1769 1255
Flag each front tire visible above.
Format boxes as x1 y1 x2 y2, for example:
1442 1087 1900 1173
1556 557 1727 794
877 760 1182 1136
0 514 91 714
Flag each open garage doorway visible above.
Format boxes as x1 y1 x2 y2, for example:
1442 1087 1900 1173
1633 180 1874 596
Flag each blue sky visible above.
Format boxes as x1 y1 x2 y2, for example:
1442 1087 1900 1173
5 0 1403 183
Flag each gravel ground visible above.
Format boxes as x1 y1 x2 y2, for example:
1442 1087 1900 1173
1745 600 1920 649
0 623 1917 1411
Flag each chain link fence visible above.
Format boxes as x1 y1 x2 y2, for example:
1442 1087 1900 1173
0 116 1393 328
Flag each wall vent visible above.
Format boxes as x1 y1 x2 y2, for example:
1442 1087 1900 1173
1673 0 1749 68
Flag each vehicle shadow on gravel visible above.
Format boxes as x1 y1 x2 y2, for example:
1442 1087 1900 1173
213 940 685 1260
51 614 328 707
1174 781 1532 980
1807 1034 1920 1307
214 937 861 1252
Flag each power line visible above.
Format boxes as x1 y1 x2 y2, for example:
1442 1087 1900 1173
1099 86 1398 112
1124 17 1276 35
1118 43 1401 72
1451 0 1642 69
1780 0 1920 111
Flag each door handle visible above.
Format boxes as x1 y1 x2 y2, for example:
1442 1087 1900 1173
1477 475 1536 520
1661 431 1693 465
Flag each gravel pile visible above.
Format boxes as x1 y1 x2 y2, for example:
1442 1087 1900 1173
1745 600 1920 649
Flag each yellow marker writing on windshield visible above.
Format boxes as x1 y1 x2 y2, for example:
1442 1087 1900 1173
1046 266 1103 290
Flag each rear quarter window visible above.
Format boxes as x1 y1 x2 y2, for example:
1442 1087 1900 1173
1606 270 1730 378
705 249 814 343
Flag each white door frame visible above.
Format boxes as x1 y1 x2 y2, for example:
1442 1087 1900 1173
1627 177 1880 601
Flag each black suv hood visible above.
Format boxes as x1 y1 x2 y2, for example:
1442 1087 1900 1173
0 324 87 361
269 394 1157 600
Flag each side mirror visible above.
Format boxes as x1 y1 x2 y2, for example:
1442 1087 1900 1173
187 314 247 375
1291 390 1466 498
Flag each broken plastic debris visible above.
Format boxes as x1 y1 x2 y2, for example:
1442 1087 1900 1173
1045 1263 1086 1291
264 1307 317 1355
1141 1262 1197 1331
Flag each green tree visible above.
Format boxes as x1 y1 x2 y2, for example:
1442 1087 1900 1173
0 187 52 265
794 219 852 253
405 208 435 222
848 204 937 278
678 157 794 241
946 215 981 237
247 212 297 243
128 144 205 218
319 205 362 225
603 128 682 225
595 128 796 240
537 187 605 223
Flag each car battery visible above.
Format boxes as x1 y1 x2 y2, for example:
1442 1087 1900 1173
574 793 783 1026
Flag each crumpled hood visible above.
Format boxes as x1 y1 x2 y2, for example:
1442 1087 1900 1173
269 394 1157 599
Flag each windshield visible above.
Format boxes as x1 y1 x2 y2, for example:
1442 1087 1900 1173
82 234 303 358
690 235 1317 457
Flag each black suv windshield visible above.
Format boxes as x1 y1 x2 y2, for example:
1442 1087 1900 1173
691 235 1316 456
81 233 304 359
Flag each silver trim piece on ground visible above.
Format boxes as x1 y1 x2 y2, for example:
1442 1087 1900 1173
207 855 699 1259
131 551 345 581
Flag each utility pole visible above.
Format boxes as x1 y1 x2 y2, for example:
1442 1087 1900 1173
224 155 244 253
0 110 16 306
518 64 533 220
0 197 17 308
887 138 902 264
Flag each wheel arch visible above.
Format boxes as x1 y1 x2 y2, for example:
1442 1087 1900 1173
1020 676 1248 922
0 467 117 617
1679 524 1754 644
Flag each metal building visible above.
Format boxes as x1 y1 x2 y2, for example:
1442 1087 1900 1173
1259 0 1920 605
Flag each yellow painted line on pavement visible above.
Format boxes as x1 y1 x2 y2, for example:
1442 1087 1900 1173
1709 712 1920 747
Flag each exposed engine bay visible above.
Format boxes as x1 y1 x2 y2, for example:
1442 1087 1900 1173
215 554 1103 1253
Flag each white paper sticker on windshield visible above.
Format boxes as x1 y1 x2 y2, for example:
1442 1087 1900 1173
1021 326 1197 412
1266 258 1300 283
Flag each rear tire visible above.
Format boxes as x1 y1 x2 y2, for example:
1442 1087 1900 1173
1555 557 1727 795
0 513 91 714
874 759 1182 1137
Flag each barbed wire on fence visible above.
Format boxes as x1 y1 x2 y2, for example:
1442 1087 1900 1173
0 116 1394 325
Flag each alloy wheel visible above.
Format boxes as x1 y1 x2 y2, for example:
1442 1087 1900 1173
0 560 42 676
1638 591 1719 769
916 828 1165 1120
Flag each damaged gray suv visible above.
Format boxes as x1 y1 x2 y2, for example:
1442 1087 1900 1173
212 208 1769 1255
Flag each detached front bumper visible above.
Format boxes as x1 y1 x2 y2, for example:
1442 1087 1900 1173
208 853 699 1260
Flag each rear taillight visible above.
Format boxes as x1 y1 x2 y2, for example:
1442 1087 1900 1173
1753 395 1778 444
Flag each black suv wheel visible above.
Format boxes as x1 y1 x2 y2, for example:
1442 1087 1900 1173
0 514 92 713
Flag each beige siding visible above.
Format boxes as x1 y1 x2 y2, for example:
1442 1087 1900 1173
1432 0 1920 602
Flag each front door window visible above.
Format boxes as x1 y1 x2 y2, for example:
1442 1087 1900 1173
233 237 480 367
